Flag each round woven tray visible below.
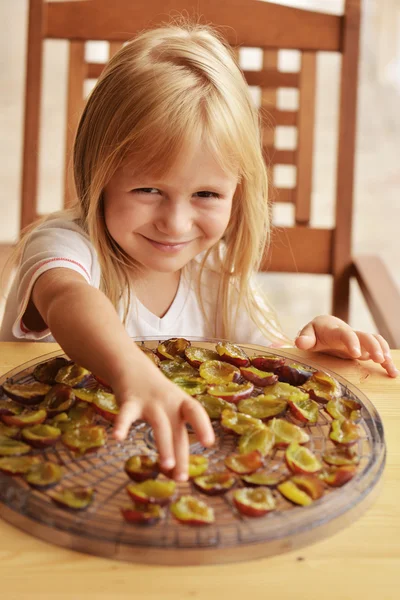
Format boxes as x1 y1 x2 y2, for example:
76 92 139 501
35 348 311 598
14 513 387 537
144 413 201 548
0 338 385 565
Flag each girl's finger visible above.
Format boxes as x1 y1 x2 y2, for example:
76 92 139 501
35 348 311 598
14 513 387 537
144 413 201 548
328 327 361 357
307 324 361 357
372 334 392 360
380 358 399 378
355 331 385 362
295 323 317 349
180 398 215 448
372 334 399 377
113 397 142 441
172 419 190 482
145 406 175 471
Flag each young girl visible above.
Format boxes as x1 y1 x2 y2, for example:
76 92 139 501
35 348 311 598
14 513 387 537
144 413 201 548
1 21 397 481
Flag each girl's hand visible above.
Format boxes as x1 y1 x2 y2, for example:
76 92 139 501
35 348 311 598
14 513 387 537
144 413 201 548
295 315 399 378
110 371 215 483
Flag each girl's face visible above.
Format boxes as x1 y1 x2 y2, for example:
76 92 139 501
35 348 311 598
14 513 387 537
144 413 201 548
103 142 237 277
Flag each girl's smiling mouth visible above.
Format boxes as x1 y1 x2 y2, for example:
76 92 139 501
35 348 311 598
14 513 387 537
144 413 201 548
140 235 193 252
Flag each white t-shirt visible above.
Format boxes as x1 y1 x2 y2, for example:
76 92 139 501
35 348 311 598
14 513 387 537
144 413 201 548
0 216 288 348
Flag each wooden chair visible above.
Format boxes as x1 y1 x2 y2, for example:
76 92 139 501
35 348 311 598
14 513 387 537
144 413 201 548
18 0 400 347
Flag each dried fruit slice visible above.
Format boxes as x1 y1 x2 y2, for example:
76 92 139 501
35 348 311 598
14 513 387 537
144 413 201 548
0 398 22 416
285 443 322 475
21 424 61 449
52 402 96 432
0 423 20 439
121 502 165 525
302 371 341 403
241 471 284 487
55 364 92 388
68 402 96 427
33 357 69 384
160 359 198 380
320 465 357 487
325 398 361 422
49 486 94 510
275 363 314 386
124 455 159 482
240 366 278 387
250 354 286 372
93 392 119 422
195 394 236 419
171 376 207 396
92 374 112 391
0 455 41 475
268 418 310 447
199 360 240 385
238 426 275 456
221 409 264 435
278 474 324 505
0 435 31 456
41 384 75 415
62 425 107 454
290 474 325 499
126 480 176 506
170 495 215 525
224 450 263 475
2 408 47 428
288 397 319 424
2 381 51 406
322 445 360 466
188 455 209 478
330 419 361 446
208 382 254 403
140 346 161 367
157 338 191 360
238 395 287 420
24 461 63 488
185 347 219 368
278 479 313 506
72 388 98 403
216 342 250 367
193 471 236 495
233 487 276 517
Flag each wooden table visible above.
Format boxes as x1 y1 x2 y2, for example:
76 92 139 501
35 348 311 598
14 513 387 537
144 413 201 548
0 342 399 600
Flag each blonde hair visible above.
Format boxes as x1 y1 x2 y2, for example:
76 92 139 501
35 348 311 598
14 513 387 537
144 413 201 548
11 20 290 345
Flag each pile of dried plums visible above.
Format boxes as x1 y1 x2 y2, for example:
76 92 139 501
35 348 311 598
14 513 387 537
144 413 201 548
0 339 363 526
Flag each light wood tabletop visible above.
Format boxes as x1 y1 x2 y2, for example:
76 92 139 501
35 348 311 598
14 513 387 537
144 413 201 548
0 342 399 600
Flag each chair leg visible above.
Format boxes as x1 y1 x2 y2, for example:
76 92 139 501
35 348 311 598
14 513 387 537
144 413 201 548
331 267 351 323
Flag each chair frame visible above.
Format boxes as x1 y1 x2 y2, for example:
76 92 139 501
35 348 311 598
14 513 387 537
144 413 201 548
17 0 400 347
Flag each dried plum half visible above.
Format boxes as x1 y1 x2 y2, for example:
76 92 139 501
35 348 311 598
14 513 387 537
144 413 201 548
24 461 64 488
33 357 69 384
62 425 107 454
170 496 215 525
2 382 51 406
21 424 62 449
49 486 95 510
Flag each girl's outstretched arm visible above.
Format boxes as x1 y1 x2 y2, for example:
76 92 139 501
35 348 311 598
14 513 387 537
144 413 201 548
30 268 215 481
295 315 399 378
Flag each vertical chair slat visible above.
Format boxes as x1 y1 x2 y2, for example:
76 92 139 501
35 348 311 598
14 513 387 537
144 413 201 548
295 51 317 225
64 41 86 208
21 0 45 231
332 0 361 321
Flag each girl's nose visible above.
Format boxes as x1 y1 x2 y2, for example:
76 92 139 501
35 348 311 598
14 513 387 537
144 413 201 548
155 202 193 238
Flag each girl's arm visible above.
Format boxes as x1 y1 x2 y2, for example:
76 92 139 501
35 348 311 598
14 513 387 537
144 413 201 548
30 268 215 480
295 315 398 377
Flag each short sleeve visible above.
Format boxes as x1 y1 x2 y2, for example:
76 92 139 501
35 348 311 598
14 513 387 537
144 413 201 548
8 218 99 341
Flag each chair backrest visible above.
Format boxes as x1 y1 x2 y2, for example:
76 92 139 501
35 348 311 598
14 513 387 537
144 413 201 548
21 0 361 321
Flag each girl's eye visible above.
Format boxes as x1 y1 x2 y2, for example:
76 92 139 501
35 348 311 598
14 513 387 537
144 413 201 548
131 188 160 194
195 191 221 199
